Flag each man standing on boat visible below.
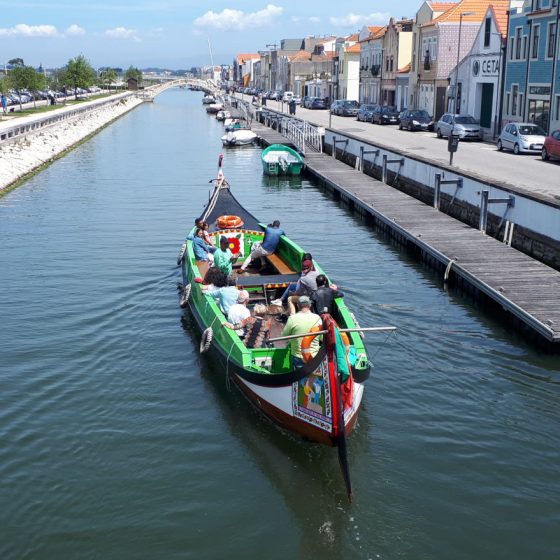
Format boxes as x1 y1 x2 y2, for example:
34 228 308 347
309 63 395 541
281 296 321 368
239 220 284 273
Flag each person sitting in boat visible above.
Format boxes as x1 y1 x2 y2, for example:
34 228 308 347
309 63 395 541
287 260 320 315
239 220 284 273
201 222 214 246
281 296 322 368
213 236 241 277
227 290 251 336
223 304 272 348
311 274 344 315
203 274 239 315
186 218 204 240
201 267 227 291
193 228 216 263
271 253 315 307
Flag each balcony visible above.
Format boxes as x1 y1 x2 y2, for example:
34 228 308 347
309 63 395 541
371 65 380 76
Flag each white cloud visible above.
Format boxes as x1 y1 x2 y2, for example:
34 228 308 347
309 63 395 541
105 26 141 41
0 23 58 37
329 12 390 27
66 24 85 36
194 4 283 31
309 16 321 23
291 16 301 24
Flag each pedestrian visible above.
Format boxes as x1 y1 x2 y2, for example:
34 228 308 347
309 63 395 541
1 94 7 115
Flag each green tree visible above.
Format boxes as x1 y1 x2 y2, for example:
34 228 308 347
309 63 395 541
8 65 46 109
124 66 142 85
61 55 96 100
8 58 24 67
99 68 118 92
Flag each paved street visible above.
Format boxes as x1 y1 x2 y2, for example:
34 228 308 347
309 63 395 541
251 98 560 204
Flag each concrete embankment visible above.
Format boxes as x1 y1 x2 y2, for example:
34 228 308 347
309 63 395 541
0 94 143 195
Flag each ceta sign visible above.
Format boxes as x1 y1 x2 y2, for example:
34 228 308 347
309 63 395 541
472 58 500 77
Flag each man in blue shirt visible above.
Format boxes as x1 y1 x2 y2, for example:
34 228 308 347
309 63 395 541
239 220 284 273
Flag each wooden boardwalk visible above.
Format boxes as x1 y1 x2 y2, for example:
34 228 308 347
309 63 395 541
250 118 560 344
303 152 560 344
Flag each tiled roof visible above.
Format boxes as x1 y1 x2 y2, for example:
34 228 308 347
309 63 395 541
346 33 359 41
428 0 510 25
429 2 458 12
346 43 361 53
236 53 260 64
367 25 383 32
488 3 510 37
372 26 387 39
289 50 312 62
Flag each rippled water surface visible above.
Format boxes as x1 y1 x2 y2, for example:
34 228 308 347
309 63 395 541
1 89 560 560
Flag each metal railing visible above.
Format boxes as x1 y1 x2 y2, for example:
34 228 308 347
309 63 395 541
283 118 322 154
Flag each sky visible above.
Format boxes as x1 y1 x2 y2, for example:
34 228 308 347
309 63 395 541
0 0 421 69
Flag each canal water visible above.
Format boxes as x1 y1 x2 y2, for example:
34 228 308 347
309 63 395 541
1 89 559 560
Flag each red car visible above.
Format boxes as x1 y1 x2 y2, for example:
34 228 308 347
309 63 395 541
542 129 560 161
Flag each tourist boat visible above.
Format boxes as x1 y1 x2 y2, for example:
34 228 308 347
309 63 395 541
202 94 215 104
261 144 305 176
221 129 257 146
177 155 392 499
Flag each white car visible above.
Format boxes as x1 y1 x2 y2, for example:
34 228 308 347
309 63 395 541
497 122 546 154
282 91 294 102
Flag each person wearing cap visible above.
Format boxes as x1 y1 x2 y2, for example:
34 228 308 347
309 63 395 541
281 296 322 368
227 290 251 335
202 274 239 315
311 274 344 315
287 259 320 315
223 304 272 348
239 220 284 273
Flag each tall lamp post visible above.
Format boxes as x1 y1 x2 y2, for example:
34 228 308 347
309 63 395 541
450 11 475 164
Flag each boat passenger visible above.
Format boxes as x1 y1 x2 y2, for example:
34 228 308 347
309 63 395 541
202 267 227 291
281 296 322 368
213 236 240 276
287 260 320 315
311 274 344 315
227 290 251 336
271 253 316 307
203 274 239 315
186 218 204 241
193 228 216 262
239 220 284 273
201 222 214 246
223 304 272 348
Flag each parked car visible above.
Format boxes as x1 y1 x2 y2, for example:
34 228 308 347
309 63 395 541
436 113 483 140
497 122 546 154
300 95 311 108
356 104 378 122
308 97 326 109
372 105 401 125
399 109 434 131
292 95 302 105
331 100 360 116
282 91 294 102
542 129 560 161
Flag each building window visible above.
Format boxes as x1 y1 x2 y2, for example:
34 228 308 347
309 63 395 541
512 85 518 115
548 22 557 58
484 17 491 47
556 95 560 120
532 25 540 59
506 92 511 114
523 36 527 58
515 28 522 59
519 93 524 117
532 0 541 10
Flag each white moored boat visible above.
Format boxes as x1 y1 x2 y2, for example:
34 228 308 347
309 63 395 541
221 129 257 146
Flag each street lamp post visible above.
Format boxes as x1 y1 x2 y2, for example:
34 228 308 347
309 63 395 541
450 11 475 165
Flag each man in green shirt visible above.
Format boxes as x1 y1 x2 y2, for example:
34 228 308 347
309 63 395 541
281 296 322 368
213 236 240 276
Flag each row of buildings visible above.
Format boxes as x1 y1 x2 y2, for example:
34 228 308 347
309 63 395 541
233 0 560 137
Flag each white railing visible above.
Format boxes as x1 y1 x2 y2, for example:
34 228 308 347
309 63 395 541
282 117 322 154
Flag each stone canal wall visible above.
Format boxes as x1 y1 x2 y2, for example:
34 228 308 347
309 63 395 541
0 93 143 195
322 130 560 271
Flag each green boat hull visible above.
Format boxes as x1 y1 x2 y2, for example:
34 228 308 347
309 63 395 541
261 144 305 176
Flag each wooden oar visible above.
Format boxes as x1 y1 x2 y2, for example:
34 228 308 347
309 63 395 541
267 325 396 343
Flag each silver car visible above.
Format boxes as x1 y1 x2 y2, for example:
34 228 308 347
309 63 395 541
497 122 547 154
436 113 483 140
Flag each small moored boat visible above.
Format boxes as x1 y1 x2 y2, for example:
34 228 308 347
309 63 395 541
202 94 216 104
216 110 231 121
206 103 224 114
221 129 257 146
177 155 395 499
261 144 305 176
